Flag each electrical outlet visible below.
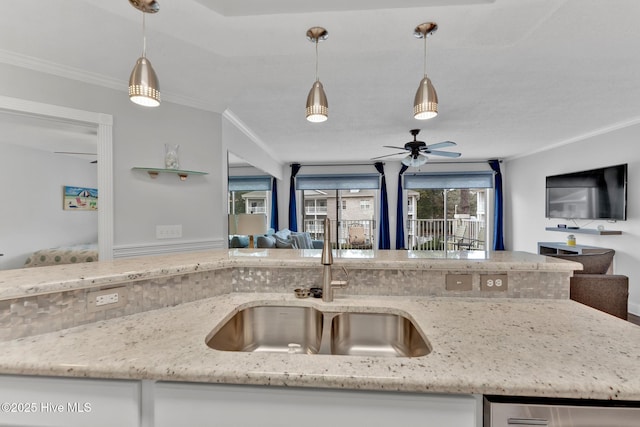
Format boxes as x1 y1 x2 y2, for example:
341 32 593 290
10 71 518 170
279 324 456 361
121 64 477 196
87 287 127 312
96 292 118 306
480 274 508 292
156 224 182 239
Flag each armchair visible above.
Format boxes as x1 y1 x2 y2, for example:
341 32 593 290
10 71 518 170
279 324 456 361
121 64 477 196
549 250 628 320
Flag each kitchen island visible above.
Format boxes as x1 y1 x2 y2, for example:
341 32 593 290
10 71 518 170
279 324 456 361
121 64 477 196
0 249 638 426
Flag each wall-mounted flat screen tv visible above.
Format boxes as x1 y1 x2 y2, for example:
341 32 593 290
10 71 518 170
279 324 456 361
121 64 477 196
545 163 627 220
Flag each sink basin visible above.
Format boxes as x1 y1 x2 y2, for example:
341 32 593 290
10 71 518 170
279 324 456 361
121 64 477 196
207 305 431 358
206 305 323 354
330 312 430 357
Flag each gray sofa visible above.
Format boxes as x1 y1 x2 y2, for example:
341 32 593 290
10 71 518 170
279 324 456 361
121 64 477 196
256 229 323 249
230 229 323 249
550 250 629 320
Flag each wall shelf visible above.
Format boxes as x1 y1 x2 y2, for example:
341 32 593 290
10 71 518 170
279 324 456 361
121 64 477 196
132 167 208 181
545 227 622 235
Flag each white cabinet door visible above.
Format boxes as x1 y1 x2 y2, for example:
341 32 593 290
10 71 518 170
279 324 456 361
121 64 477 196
0 375 141 427
154 382 478 427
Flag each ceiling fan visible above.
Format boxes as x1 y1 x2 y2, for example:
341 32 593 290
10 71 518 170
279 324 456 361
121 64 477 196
372 129 461 166
54 151 98 163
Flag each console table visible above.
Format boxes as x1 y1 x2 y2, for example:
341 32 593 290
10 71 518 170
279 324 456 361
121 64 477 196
537 242 613 256
538 242 615 275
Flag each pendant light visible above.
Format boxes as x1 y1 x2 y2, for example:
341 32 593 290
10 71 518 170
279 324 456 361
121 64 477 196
413 22 438 120
128 0 161 107
305 27 329 123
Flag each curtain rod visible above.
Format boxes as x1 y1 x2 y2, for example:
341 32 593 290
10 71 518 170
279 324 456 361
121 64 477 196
291 162 383 167
291 160 501 167
422 159 502 165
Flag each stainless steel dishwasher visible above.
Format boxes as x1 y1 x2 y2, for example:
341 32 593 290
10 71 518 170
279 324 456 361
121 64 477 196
484 396 640 426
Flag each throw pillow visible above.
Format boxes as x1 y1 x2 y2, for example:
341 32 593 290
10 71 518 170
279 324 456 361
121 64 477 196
274 229 292 240
291 231 314 249
274 235 297 249
256 235 276 248
229 235 249 248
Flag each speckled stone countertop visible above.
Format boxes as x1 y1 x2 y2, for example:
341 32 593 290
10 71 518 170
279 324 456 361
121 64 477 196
0 249 578 300
1 293 638 401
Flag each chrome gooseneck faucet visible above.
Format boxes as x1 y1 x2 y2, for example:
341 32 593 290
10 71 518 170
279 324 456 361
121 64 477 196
321 218 348 302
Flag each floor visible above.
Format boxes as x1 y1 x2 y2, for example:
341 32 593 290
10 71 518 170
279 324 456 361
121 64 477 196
629 313 640 326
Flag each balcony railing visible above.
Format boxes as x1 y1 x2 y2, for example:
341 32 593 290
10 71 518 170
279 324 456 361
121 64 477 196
303 217 484 250
304 218 375 250
305 207 328 215
406 218 485 250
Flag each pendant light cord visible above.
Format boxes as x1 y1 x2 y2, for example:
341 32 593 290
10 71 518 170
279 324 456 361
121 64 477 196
423 33 428 77
315 39 320 82
142 12 147 57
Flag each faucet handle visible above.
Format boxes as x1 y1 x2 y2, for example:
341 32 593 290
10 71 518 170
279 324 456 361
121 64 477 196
331 266 349 287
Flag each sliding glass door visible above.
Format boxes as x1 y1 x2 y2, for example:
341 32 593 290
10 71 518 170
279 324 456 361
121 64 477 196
297 174 380 249
405 172 492 250
303 189 376 249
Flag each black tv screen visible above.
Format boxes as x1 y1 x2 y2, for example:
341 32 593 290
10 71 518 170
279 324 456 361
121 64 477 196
545 164 627 220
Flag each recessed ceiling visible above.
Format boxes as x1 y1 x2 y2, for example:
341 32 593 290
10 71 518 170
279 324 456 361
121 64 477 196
0 0 638 166
193 0 495 17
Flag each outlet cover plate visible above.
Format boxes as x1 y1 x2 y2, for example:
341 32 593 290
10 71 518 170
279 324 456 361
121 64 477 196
445 274 473 291
87 287 127 312
156 224 182 239
480 274 508 292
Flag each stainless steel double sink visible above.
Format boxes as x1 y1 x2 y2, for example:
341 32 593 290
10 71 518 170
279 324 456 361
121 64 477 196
206 305 431 358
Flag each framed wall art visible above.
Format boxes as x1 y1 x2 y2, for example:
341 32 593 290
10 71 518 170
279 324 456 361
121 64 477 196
63 186 98 211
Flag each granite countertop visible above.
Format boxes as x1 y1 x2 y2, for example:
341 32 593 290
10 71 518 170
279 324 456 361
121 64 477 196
1 293 638 401
0 249 579 300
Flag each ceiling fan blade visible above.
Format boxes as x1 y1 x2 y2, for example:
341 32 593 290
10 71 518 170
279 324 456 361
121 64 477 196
371 152 407 160
425 141 456 150
425 150 461 158
382 145 407 150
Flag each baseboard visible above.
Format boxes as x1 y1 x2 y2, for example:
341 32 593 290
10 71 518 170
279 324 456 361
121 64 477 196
628 301 640 317
113 239 225 258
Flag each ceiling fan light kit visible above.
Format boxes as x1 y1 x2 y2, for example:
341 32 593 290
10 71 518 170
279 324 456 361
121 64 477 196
128 0 161 107
305 26 329 123
413 22 438 120
402 153 428 167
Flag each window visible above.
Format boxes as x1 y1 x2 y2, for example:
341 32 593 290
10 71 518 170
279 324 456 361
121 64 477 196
297 174 379 249
228 175 271 225
403 171 493 250
360 200 371 210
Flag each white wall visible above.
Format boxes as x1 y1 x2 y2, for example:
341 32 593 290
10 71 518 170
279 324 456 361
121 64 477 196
505 124 640 315
0 144 97 269
0 62 225 260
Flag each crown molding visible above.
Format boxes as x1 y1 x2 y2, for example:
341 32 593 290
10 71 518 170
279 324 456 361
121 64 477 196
507 116 640 161
223 109 280 161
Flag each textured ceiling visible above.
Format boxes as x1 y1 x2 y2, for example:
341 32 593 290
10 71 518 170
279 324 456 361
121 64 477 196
0 0 638 166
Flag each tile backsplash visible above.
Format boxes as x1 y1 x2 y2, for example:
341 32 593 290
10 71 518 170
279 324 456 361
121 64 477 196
1 269 231 341
1 265 569 341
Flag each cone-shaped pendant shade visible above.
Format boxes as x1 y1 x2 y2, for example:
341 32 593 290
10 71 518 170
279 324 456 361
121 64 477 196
129 56 161 107
306 80 328 123
413 76 437 120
